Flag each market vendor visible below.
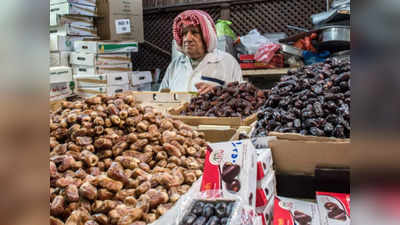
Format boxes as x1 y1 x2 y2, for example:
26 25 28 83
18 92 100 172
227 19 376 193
159 10 243 94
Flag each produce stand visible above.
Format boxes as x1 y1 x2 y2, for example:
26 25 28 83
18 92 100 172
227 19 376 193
49 1 351 225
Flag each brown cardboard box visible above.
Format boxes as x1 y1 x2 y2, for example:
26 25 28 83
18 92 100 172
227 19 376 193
96 0 144 42
268 132 351 176
168 102 258 127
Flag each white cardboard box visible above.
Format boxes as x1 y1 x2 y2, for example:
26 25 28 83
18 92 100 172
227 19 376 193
50 34 97 51
49 66 73 83
50 0 96 7
50 24 98 37
50 51 71 67
74 40 138 53
50 14 94 27
130 71 152 86
50 2 96 17
72 63 132 75
76 84 129 96
70 52 131 66
75 72 130 86
130 83 152 91
273 197 321 225
50 81 74 101
201 140 258 210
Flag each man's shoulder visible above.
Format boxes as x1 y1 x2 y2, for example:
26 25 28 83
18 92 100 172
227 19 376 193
170 55 189 66
212 49 238 63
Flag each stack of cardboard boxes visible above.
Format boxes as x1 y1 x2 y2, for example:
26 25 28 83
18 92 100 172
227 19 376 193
49 0 99 100
72 40 139 97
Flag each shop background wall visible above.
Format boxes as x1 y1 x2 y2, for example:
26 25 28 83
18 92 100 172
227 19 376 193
133 0 326 77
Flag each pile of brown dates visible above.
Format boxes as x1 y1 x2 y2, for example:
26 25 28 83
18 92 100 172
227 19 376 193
182 82 269 118
50 93 208 225
253 57 350 138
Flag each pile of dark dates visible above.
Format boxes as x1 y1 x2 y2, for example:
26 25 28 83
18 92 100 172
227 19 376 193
182 82 269 118
180 200 236 225
253 57 350 138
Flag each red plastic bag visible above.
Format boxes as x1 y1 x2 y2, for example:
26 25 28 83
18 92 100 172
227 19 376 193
254 43 281 64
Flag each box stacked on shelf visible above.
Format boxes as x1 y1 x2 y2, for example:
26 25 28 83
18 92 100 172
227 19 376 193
49 67 74 101
130 71 153 91
72 40 138 97
49 0 99 100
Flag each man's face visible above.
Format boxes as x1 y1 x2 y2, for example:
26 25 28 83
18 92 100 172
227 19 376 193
182 25 206 60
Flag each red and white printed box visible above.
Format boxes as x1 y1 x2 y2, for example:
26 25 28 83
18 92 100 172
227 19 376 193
256 148 273 181
316 192 350 225
258 197 274 225
273 196 321 225
201 140 257 210
256 171 276 208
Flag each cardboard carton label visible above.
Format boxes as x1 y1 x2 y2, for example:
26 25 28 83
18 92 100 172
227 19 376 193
201 140 257 209
256 171 276 209
115 19 131 34
273 197 321 225
316 192 350 225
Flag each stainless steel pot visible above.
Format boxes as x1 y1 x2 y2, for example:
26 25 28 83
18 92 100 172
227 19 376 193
320 25 350 42
280 43 303 58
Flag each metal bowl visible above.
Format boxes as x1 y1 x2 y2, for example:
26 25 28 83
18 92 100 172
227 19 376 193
318 25 350 52
320 25 350 42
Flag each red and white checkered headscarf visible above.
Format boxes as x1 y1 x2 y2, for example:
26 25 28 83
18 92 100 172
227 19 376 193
173 10 217 53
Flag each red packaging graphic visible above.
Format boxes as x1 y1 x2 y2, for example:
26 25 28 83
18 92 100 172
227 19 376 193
256 148 273 181
258 197 274 225
256 171 276 208
316 192 350 225
255 43 281 64
273 196 321 225
201 140 257 210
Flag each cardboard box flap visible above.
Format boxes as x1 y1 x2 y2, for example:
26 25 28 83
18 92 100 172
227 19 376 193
168 103 257 127
268 132 350 143
269 138 351 176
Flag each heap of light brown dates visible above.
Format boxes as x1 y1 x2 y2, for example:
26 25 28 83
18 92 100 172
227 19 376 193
50 93 207 225
181 82 270 118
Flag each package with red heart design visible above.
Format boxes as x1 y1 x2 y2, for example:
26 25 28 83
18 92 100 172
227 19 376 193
254 43 281 63
256 148 273 181
316 192 350 225
201 140 258 211
273 196 321 225
256 171 276 209
258 196 274 225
